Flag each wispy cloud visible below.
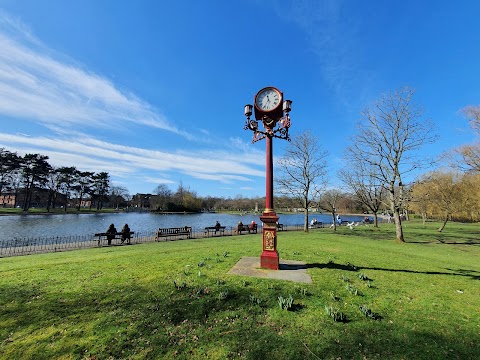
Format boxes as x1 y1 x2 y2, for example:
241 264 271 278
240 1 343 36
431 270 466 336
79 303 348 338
0 132 265 181
274 0 372 107
0 11 185 135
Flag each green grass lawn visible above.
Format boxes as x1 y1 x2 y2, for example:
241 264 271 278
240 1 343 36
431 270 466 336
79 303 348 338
1 220 479 359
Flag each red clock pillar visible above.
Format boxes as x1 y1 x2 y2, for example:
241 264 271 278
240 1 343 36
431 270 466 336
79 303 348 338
243 87 292 271
260 134 279 270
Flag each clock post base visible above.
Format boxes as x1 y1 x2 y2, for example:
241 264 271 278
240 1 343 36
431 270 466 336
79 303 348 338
260 211 279 270
260 250 279 270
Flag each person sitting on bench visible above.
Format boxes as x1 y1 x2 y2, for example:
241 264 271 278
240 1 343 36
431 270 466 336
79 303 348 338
106 223 117 245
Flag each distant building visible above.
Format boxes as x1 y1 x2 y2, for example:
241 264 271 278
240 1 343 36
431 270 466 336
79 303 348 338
131 193 151 209
0 192 16 208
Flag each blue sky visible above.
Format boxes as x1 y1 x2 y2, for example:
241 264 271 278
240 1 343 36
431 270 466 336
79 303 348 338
0 0 479 198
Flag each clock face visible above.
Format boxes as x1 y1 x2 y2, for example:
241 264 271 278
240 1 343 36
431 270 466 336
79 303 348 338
255 88 281 111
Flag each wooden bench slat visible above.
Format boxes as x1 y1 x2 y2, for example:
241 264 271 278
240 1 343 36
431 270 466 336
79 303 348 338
94 232 134 245
155 227 192 241
204 226 226 236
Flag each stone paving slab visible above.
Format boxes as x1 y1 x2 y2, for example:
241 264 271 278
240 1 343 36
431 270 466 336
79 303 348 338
228 256 312 284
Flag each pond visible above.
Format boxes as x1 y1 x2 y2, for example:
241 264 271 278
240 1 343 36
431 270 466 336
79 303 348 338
0 212 370 241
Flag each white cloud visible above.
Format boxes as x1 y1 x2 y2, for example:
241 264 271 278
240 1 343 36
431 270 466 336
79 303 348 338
0 132 265 181
0 12 185 135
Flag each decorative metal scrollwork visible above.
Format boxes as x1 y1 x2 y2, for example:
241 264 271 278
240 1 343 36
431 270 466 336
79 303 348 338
244 114 291 143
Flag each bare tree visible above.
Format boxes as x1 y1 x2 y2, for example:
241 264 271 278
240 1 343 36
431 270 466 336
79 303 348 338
449 105 480 171
348 87 437 242
318 189 342 231
339 160 385 227
462 105 480 132
151 184 173 211
276 131 328 232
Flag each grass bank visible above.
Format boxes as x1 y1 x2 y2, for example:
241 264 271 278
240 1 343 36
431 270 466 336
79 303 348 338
0 220 479 359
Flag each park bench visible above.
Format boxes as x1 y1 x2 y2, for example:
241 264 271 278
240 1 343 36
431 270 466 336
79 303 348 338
277 223 285 231
235 224 258 234
94 231 134 245
155 227 192 241
309 222 324 229
204 226 226 236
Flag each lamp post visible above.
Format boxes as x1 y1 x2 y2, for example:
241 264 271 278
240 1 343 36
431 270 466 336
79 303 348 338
244 87 292 270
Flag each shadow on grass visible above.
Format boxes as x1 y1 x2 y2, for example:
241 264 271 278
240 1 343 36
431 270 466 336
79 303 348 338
303 261 480 280
1 279 479 360
333 224 480 245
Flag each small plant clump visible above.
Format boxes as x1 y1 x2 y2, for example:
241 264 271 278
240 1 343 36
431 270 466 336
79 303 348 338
222 251 229 258
347 262 357 271
197 261 206 267
345 284 361 296
359 305 382 320
325 305 347 322
249 295 263 305
296 287 308 296
278 295 294 311
330 293 341 302
173 280 187 290
358 273 370 281
218 289 229 300
341 275 351 283
193 286 209 296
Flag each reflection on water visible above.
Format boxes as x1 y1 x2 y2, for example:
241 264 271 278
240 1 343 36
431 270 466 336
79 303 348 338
0 212 369 241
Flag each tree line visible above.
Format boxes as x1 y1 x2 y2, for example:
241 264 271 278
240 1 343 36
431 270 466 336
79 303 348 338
275 87 480 242
0 149 112 211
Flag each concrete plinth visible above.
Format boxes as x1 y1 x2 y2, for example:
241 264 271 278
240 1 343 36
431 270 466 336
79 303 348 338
228 256 312 283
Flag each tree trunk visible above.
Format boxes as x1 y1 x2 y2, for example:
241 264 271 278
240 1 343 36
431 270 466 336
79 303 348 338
421 212 427 227
373 212 378 227
304 208 309 232
393 209 405 242
77 192 84 211
438 215 448 232
331 212 337 231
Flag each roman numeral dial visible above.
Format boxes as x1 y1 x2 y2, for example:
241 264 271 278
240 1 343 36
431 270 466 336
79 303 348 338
255 87 282 112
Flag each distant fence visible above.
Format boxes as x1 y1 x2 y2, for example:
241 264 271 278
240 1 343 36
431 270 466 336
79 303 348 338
0 224 308 258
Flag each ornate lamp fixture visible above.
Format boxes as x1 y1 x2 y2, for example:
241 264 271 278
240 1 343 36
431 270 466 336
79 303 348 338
244 87 292 143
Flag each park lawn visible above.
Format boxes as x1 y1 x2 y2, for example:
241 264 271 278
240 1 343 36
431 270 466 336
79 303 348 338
0 220 479 359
